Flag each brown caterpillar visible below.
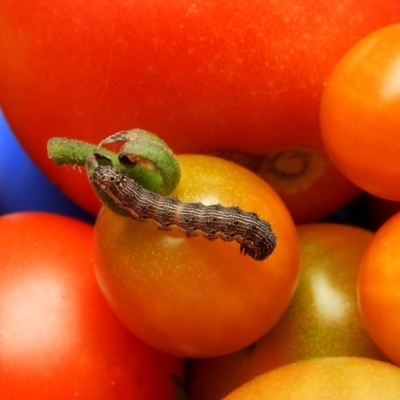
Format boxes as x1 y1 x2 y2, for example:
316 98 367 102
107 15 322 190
90 165 276 261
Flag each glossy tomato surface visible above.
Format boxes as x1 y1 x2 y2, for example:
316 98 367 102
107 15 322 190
223 357 400 400
0 212 182 399
321 23 400 200
358 211 400 366
186 223 386 400
0 0 398 214
93 155 300 358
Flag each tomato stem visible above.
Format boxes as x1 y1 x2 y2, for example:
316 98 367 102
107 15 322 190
47 137 117 166
97 129 181 196
47 130 181 214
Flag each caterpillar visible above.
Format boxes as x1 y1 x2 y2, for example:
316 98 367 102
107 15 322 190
90 165 276 261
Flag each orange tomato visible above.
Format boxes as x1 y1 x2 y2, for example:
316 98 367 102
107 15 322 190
255 148 361 223
186 223 386 399
358 211 400 365
321 24 400 200
223 357 400 400
93 155 300 358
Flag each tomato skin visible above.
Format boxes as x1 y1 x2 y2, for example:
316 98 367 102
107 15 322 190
186 223 386 400
223 357 400 400
321 24 400 200
93 155 300 358
358 211 400 366
0 212 182 399
0 0 398 214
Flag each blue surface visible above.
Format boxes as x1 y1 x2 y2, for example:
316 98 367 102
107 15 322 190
0 110 95 223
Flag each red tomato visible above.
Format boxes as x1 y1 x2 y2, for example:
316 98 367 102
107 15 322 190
186 223 387 400
0 0 398 214
358 211 400 366
321 24 400 200
222 357 400 399
93 155 300 358
0 212 182 399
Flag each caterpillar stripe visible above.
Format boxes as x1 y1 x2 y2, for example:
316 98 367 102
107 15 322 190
90 165 276 261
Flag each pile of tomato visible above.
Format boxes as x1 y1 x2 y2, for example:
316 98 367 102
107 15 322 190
1 1 400 398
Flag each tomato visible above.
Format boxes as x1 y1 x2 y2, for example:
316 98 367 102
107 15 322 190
210 147 361 224
0 212 183 399
0 0 398 215
253 147 361 224
321 23 400 200
222 357 400 399
358 211 400 366
186 223 386 400
93 155 300 358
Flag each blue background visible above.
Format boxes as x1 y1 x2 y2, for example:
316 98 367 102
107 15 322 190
0 110 95 223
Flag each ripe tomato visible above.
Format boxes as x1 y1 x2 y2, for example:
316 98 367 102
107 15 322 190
358 211 400 366
0 0 398 215
321 23 400 200
186 223 386 400
93 155 300 358
0 212 183 399
253 147 361 224
210 147 361 224
222 357 400 399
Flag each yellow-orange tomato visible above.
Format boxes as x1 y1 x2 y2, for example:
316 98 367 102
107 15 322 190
187 223 386 400
223 357 400 400
321 24 400 200
358 211 400 365
93 155 300 358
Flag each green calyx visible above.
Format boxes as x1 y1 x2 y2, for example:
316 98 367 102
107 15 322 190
47 128 181 214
